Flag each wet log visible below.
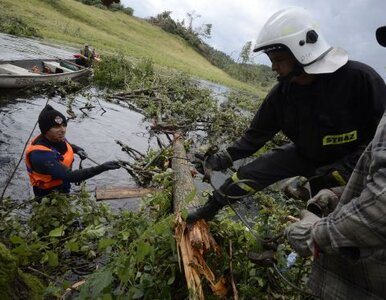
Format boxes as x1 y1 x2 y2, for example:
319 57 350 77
172 133 227 299
95 186 157 201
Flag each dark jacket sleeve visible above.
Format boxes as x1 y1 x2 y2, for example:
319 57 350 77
70 143 83 154
226 86 281 161
30 150 107 183
315 145 367 184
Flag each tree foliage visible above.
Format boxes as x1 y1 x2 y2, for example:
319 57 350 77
240 41 252 64
75 0 134 15
147 11 276 88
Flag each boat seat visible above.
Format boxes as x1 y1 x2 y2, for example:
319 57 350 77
0 63 39 76
43 61 74 73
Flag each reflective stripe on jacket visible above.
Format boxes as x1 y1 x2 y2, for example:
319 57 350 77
25 135 74 190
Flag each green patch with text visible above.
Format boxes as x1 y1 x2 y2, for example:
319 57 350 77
323 130 357 145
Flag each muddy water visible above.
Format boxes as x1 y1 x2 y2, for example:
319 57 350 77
0 92 154 209
0 32 80 60
0 33 231 210
0 33 159 209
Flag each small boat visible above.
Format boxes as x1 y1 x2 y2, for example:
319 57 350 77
0 59 91 88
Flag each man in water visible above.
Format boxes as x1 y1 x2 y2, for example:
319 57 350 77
26 105 121 198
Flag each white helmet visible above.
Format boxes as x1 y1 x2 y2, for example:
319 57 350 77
253 7 348 74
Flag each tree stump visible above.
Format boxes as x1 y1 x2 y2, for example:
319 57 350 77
172 133 227 299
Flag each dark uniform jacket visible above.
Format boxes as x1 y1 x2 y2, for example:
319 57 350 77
227 61 386 179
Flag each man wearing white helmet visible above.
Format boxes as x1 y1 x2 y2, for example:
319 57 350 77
284 25 386 299
187 7 386 223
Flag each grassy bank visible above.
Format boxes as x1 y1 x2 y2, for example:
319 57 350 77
0 0 268 96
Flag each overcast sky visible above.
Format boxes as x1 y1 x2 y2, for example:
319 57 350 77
121 0 386 79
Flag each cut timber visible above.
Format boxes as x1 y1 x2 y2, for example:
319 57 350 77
172 133 227 300
95 186 156 201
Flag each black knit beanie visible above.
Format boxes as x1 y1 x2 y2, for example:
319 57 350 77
38 105 67 134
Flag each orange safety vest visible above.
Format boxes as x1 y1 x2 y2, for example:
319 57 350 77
25 135 74 190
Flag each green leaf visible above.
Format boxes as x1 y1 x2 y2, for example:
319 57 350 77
62 280 71 290
102 294 112 300
10 235 24 245
12 244 31 257
131 287 144 299
49 226 65 237
66 241 79 252
167 275 175 285
82 224 106 239
181 208 188 220
183 188 197 205
79 270 113 298
98 238 116 251
121 230 130 241
47 251 58 267
136 241 152 262
257 276 265 287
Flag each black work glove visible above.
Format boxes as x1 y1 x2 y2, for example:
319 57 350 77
194 149 233 174
282 176 310 201
100 161 122 171
77 149 88 160
306 187 342 216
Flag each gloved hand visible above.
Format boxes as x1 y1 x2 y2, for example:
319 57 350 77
194 149 233 174
101 161 122 171
77 149 88 160
285 210 320 257
281 176 310 201
307 188 340 216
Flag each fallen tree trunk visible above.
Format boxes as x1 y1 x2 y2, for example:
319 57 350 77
172 133 227 299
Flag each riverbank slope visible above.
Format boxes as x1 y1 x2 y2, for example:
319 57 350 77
0 0 270 95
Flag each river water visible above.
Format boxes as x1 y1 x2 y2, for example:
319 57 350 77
0 33 230 210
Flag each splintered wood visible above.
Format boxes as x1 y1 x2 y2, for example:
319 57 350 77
172 133 227 299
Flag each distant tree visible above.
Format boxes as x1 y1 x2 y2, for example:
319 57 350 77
186 11 201 33
101 0 119 7
148 11 179 34
196 23 212 39
75 0 133 15
185 11 212 39
147 11 276 87
239 41 252 64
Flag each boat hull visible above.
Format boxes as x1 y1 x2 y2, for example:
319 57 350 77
0 59 91 88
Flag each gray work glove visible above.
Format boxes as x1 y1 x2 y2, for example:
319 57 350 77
307 188 340 216
194 149 233 173
281 176 310 201
100 161 122 171
77 149 88 160
285 210 320 257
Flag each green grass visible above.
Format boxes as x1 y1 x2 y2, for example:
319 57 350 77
0 0 268 96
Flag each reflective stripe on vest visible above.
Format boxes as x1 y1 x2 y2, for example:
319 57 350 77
231 172 256 193
25 136 74 190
